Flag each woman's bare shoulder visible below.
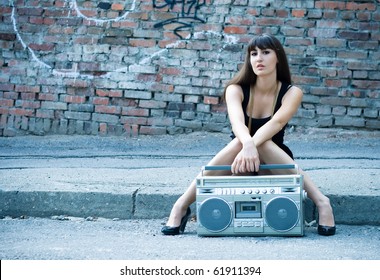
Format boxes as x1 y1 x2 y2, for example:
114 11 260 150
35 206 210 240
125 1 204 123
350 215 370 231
225 84 244 100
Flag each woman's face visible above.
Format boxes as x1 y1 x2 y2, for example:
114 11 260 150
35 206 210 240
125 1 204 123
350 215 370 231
250 47 278 77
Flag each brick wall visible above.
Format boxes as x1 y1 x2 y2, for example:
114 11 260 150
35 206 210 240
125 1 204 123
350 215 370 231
0 0 379 137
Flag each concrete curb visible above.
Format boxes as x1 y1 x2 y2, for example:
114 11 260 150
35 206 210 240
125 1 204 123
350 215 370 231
1 130 380 225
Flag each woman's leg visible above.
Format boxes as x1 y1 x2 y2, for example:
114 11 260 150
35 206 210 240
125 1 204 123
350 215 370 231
164 138 242 227
257 140 335 227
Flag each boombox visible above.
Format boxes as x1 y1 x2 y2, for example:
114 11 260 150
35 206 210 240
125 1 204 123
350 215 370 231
196 164 306 237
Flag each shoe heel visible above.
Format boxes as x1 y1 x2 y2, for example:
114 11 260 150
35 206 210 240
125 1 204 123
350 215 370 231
162 207 191 236
179 207 191 233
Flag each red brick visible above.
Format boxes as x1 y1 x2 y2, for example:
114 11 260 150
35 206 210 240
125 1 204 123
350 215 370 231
0 84 15 91
286 37 313 46
324 79 348 87
211 104 227 114
139 126 167 135
0 33 16 41
20 93 37 100
57 18 82 26
204 96 219 105
54 1 66 8
124 124 139 137
0 7 12 14
315 1 346 10
80 10 97 17
29 17 44 24
139 100 166 109
28 43 55 51
93 97 109 105
18 7 43 16
64 96 86 103
112 3 124 11
346 2 376 11
15 85 40 93
292 9 306 18
43 18 55 25
95 105 121 115
160 67 182 76
256 18 285 26
15 100 40 109
224 26 247 34
0 108 9 115
3 92 19 99
64 79 89 88
38 93 56 101
338 31 369 40
9 108 34 116
122 107 149 117
351 80 380 89
96 89 123 98
129 39 156 47
276 9 289 18
0 99 14 107
317 20 345 29
99 123 107 134
225 16 254 25
137 74 161 82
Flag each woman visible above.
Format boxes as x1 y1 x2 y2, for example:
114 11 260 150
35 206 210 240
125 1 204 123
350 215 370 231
161 33 336 236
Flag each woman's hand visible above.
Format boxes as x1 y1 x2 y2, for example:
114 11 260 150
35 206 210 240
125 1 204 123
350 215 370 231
231 140 260 174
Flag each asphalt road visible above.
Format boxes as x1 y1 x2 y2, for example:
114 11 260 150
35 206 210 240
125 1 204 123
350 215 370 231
1 216 379 260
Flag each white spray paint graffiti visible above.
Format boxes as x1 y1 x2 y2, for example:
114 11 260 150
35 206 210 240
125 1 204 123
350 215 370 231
9 0 239 79
70 0 137 24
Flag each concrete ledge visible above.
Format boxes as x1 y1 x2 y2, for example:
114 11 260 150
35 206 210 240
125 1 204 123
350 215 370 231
1 189 379 225
1 131 379 225
0 191 135 219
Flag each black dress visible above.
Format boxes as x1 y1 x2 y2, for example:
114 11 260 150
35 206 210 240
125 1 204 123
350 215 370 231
230 82 294 159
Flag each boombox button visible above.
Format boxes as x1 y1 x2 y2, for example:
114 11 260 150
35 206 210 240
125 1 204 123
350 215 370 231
270 189 275 194
235 222 242 227
240 190 245 194
262 189 267 194
255 190 260 194
255 222 262 227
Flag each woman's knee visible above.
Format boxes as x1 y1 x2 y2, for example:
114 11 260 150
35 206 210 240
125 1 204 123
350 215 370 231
257 140 275 154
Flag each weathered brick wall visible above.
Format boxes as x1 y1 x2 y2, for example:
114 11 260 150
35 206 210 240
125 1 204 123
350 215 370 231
0 0 379 137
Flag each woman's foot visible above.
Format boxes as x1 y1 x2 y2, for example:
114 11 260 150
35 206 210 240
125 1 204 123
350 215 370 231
317 198 336 236
161 204 191 235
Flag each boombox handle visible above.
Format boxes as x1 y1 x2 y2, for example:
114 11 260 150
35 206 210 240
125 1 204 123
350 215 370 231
202 164 299 175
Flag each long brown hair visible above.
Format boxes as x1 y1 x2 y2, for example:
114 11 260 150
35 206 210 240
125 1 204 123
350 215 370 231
223 33 291 98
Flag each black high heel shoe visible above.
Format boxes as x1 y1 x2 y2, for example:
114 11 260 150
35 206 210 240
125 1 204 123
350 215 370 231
161 207 191 236
318 225 336 236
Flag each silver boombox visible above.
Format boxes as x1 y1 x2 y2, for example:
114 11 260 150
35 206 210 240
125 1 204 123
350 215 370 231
196 164 306 237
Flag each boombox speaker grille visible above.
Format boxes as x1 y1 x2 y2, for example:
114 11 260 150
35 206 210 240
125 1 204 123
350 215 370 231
198 198 232 232
265 197 299 232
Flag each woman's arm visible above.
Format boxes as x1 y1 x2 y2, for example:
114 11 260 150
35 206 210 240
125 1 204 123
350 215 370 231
225 84 251 144
225 84 260 173
252 86 303 147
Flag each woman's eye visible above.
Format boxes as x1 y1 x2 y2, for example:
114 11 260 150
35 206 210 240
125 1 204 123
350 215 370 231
251 52 257 56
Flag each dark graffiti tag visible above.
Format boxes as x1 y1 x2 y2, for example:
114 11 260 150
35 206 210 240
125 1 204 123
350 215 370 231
153 0 206 39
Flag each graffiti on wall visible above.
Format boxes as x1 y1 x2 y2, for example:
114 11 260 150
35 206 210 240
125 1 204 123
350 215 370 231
7 0 237 78
153 0 206 39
